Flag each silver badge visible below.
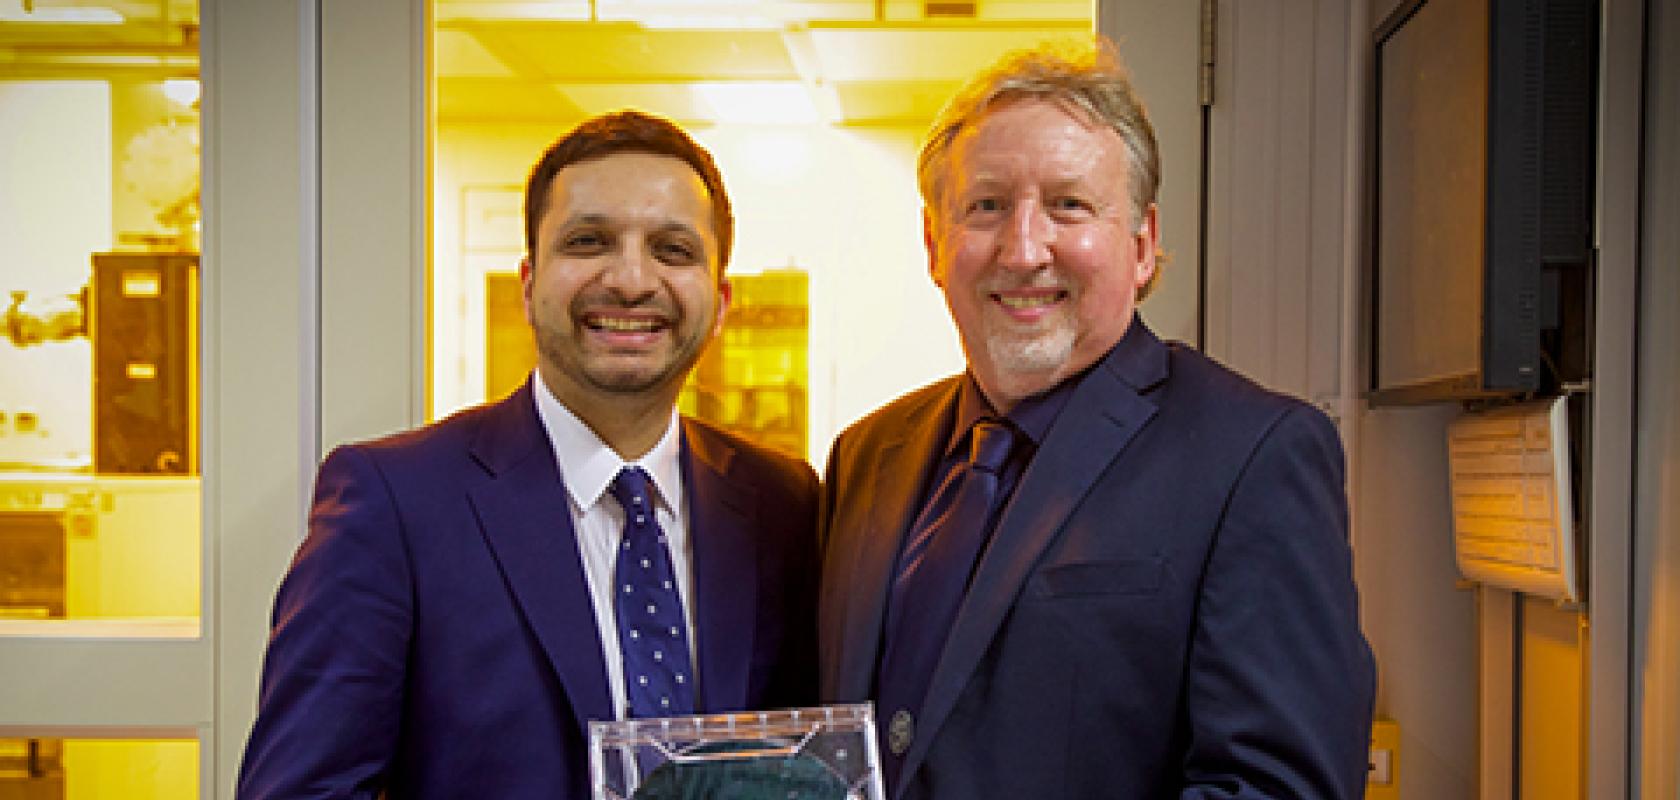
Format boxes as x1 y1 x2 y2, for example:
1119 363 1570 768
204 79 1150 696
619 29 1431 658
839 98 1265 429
887 709 914 756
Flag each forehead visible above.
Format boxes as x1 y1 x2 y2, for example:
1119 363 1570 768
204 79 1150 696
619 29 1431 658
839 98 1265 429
947 98 1126 185
545 152 713 222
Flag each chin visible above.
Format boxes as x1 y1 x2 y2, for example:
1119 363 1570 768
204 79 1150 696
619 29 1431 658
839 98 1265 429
986 329 1073 372
579 364 669 394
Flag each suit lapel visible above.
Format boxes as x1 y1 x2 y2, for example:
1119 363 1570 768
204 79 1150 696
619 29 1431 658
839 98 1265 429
467 382 614 735
897 323 1171 793
681 420 759 712
832 381 959 700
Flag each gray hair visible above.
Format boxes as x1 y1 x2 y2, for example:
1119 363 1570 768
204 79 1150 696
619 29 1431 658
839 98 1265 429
917 37 1164 297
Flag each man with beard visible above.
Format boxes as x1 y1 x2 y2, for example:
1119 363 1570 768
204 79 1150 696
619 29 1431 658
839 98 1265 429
817 39 1375 799
239 111 819 800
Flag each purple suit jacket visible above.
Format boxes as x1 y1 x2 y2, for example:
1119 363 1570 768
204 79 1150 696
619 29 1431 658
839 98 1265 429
239 381 820 799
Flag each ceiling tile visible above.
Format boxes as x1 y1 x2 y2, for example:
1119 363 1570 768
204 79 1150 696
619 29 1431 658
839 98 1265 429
436 29 516 78
454 22 799 83
438 77 583 122
833 78 962 125
806 25 1088 82
552 82 710 122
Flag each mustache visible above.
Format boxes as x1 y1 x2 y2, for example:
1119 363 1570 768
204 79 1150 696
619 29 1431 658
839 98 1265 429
568 288 680 319
977 272 1071 294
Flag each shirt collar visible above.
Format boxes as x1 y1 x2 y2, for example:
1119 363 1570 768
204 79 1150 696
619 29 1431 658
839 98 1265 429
945 371 1077 460
531 372 685 515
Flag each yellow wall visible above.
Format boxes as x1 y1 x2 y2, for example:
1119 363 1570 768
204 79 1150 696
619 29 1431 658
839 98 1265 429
61 739 197 800
0 80 203 627
0 81 109 467
1519 597 1585 800
0 81 112 294
64 477 201 619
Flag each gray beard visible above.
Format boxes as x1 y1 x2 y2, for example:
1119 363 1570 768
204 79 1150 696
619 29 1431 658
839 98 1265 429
986 324 1075 374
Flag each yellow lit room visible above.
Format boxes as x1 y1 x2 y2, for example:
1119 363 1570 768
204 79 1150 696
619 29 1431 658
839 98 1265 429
2 0 200 796
429 0 1093 464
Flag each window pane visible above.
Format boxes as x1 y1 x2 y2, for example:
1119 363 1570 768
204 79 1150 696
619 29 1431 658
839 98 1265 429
0 2 201 633
0 736 198 799
429 2 1089 462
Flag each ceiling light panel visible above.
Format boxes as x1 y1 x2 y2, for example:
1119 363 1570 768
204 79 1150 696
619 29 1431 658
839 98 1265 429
433 1 591 23
0 3 124 23
482 25 798 83
805 25 1087 82
596 0 872 27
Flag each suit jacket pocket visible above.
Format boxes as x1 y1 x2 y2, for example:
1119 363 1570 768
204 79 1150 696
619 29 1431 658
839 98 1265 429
1030 557 1165 598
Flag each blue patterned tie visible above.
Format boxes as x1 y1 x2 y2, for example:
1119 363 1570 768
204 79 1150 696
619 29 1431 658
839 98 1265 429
609 467 696 718
875 419 1016 785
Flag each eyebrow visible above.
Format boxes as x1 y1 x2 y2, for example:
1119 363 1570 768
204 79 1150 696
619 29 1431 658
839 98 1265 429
557 213 703 238
954 173 1093 197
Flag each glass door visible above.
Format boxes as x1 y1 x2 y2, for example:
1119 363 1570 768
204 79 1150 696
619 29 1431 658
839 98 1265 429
0 1 334 796
0 1 205 795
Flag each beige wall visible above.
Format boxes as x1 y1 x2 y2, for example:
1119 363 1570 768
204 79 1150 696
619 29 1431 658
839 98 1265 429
1347 0 1655 796
1634 0 1680 791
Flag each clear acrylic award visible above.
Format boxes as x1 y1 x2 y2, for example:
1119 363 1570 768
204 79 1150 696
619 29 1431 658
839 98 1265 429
588 703 884 800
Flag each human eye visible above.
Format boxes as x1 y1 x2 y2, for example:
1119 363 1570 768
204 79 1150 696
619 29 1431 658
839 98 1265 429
653 236 701 265
1049 195 1094 215
964 196 1005 217
561 229 610 254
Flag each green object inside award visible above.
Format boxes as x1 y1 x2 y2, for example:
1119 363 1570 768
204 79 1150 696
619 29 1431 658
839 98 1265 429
630 740 850 800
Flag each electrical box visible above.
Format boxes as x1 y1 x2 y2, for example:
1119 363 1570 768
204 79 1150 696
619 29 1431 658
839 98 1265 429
1446 397 1578 602
1368 718 1399 800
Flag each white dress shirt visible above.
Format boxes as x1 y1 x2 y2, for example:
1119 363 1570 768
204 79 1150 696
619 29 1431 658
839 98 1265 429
531 374 699 721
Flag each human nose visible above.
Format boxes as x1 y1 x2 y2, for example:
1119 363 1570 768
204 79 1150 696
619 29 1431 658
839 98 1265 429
599 239 658 301
997 199 1053 270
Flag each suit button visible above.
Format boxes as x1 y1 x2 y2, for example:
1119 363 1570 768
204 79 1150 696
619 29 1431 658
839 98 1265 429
888 709 914 755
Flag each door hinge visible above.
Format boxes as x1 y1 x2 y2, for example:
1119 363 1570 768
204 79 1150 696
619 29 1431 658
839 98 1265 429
1199 0 1217 107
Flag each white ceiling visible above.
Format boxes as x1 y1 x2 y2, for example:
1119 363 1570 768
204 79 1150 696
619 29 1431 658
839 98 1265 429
435 1 1091 126
0 0 1093 124
0 0 198 79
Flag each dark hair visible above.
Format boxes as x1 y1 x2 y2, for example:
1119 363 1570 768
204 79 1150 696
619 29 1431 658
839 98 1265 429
524 110 734 272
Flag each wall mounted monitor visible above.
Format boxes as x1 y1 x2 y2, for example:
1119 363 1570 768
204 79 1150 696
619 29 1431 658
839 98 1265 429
1368 0 1596 406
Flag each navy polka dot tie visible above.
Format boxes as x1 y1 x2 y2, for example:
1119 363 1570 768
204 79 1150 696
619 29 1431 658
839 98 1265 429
609 467 696 718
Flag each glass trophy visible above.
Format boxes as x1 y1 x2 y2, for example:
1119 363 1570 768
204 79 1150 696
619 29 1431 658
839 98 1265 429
589 703 884 800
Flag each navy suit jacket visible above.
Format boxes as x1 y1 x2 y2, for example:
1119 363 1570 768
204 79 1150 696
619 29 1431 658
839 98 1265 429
239 381 820 799
819 320 1375 800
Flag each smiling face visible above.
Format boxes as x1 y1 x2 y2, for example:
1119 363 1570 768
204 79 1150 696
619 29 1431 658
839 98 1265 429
927 97 1157 410
522 152 730 409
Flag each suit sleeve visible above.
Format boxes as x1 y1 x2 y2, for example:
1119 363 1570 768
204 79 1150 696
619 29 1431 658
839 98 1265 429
763 458 824 710
815 434 844 571
814 430 853 704
1179 405 1376 800
237 445 413 800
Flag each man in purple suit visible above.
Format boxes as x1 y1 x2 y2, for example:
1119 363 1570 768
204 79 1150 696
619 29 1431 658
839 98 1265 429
239 111 818 799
